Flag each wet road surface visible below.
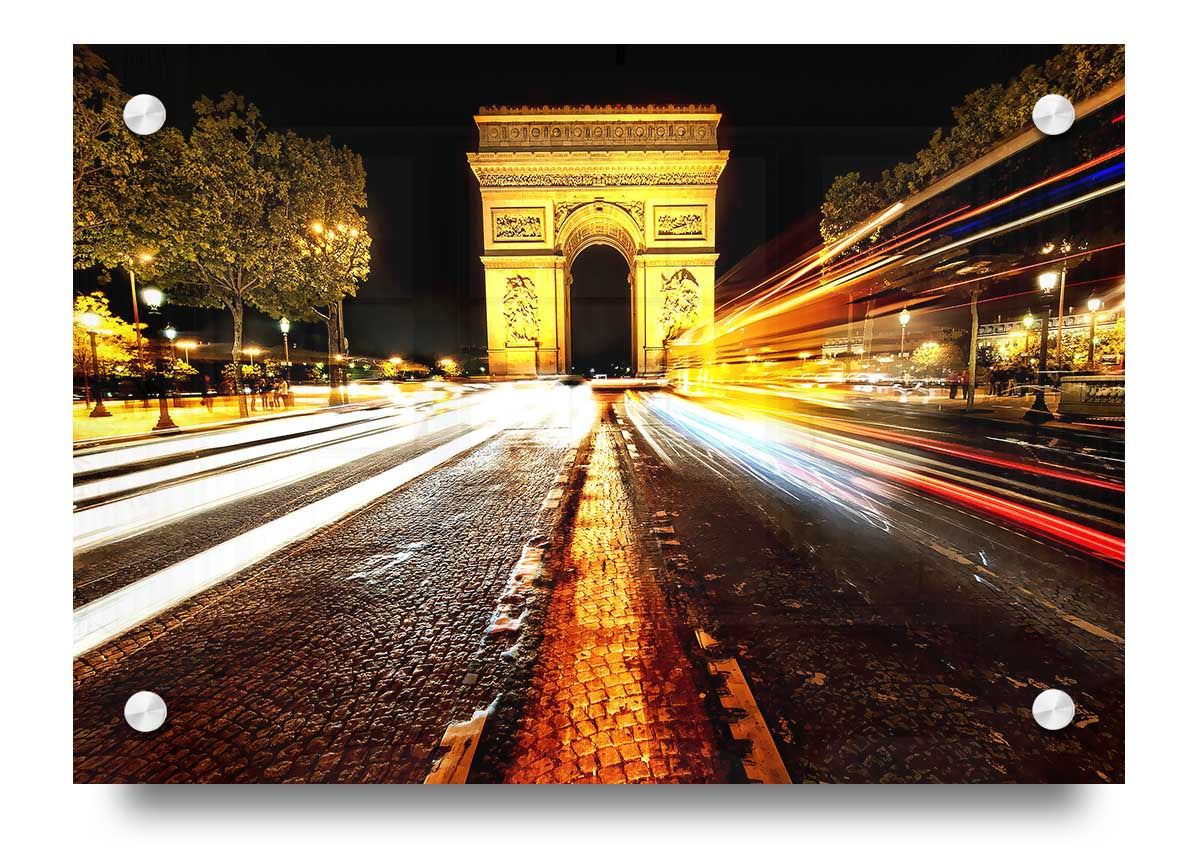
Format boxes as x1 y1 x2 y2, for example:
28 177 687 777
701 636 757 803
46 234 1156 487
73 384 1123 783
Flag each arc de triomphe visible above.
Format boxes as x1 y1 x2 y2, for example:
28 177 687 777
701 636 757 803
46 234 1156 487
467 104 729 377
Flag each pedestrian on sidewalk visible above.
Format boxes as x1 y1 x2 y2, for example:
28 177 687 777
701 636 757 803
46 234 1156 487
201 375 214 412
948 372 960 400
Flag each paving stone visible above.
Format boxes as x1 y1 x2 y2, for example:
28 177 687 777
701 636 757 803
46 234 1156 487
73 418 574 783
503 420 722 784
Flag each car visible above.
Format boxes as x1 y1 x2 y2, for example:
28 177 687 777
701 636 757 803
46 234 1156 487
559 375 586 387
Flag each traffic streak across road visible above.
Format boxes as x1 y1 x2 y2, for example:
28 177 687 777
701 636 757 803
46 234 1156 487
72 381 1124 783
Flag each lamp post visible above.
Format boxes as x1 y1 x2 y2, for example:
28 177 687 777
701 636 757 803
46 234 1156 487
1023 312 1035 354
1025 273 1058 423
1038 241 1074 371
80 312 111 418
163 325 177 362
279 317 291 381
139 287 177 430
176 340 196 365
1087 297 1101 369
898 308 911 380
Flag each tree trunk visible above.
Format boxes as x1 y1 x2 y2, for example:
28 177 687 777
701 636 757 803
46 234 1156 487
326 304 342 406
231 297 249 417
966 291 980 411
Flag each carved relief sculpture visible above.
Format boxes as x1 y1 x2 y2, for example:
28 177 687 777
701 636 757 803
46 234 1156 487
554 199 644 233
659 268 701 343
495 214 542 239
627 201 645 231
503 275 540 343
657 211 704 237
492 208 544 242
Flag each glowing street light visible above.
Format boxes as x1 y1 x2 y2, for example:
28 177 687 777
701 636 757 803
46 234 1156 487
176 339 197 365
141 286 164 311
1023 312 1035 353
898 307 911 379
279 317 291 377
137 287 177 431
1026 268 1062 423
79 311 110 418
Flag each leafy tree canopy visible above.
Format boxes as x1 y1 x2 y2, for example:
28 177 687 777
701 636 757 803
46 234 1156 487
73 292 139 374
258 132 372 324
819 45 1125 248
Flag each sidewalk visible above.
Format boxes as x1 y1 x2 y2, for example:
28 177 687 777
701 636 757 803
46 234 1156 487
72 387 391 444
888 389 1124 436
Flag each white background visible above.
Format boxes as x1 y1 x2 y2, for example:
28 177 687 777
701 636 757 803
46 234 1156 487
4 2 1191 857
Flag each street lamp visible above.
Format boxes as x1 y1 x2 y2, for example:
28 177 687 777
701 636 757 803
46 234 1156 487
898 307 911 380
141 286 164 311
176 340 197 365
1025 272 1057 423
79 311 111 418
1023 312 1035 354
1087 296 1102 369
1039 241 1073 370
279 316 291 372
140 290 177 431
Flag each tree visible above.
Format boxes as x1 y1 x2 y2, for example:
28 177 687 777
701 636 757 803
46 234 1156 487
819 45 1125 250
74 46 185 272
436 357 463 377
73 293 140 397
149 94 296 416
909 342 964 377
261 133 371 405
73 46 142 270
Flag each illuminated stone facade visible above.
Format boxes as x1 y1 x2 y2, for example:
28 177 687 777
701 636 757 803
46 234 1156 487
468 105 729 377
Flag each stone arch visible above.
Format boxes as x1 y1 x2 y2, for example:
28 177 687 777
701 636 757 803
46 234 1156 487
468 105 728 378
557 202 643 273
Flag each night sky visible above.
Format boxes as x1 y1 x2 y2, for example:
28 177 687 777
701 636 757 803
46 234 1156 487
79 44 1062 364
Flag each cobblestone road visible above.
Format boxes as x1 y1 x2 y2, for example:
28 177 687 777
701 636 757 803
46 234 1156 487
502 411 724 784
617 395 1124 783
74 408 574 783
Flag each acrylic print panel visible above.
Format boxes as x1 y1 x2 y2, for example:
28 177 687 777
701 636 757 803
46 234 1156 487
72 43 1124 784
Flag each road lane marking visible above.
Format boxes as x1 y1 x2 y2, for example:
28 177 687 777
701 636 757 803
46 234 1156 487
72 420 508 656
696 629 792 784
425 700 496 784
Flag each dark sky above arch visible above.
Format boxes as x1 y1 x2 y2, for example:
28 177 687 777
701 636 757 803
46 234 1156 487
81 43 1062 362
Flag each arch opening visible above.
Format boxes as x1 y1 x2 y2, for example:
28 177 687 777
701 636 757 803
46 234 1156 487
569 245 633 377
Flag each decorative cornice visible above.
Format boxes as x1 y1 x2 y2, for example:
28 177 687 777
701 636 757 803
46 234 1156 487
474 108 722 152
478 103 717 116
469 152 728 188
475 168 724 188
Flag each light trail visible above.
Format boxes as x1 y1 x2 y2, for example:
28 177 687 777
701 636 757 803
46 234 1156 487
630 392 1124 566
73 385 548 551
